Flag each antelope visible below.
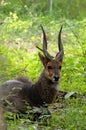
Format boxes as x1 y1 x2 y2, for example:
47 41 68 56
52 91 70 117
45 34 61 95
0 25 65 115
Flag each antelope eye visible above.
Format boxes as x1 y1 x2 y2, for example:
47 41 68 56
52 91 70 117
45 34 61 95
59 66 62 69
47 66 53 69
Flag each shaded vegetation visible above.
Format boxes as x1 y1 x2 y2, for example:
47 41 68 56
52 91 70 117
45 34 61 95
0 0 86 130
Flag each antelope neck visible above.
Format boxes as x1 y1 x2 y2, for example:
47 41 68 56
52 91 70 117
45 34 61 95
31 70 58 104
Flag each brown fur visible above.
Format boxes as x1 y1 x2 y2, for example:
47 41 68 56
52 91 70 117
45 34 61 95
0 26 65 130
0 69 58 113
0 51 62 114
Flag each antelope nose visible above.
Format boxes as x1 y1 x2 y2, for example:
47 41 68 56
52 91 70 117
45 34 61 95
54 75 60 81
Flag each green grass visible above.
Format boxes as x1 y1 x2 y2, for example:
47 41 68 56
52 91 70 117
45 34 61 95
0 6 86 130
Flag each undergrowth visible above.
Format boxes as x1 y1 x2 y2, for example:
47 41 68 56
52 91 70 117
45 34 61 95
0 1 86 130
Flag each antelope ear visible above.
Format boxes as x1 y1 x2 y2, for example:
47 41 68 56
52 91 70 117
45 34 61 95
38 53 49 67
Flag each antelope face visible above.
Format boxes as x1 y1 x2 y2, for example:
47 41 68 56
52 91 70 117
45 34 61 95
46 60 62 83
38 53 62 83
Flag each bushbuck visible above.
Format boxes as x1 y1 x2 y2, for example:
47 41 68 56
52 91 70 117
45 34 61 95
0 26 65 115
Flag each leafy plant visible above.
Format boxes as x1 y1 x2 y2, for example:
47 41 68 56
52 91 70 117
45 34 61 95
0 1 86 129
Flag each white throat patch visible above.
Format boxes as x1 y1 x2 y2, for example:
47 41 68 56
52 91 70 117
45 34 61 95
50 84 59 90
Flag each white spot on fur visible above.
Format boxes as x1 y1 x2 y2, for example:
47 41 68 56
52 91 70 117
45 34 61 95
4 80 22 84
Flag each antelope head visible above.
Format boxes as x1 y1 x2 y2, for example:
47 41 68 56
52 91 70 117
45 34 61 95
37 25 64 83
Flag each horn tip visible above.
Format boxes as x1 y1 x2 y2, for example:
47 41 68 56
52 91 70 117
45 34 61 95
40 24 43 30
60 25 63 32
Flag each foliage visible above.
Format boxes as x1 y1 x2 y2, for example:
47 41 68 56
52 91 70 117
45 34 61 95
0 1 86 130
0 0 86 20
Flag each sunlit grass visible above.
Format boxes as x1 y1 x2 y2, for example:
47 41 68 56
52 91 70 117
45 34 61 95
0 13 86 130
